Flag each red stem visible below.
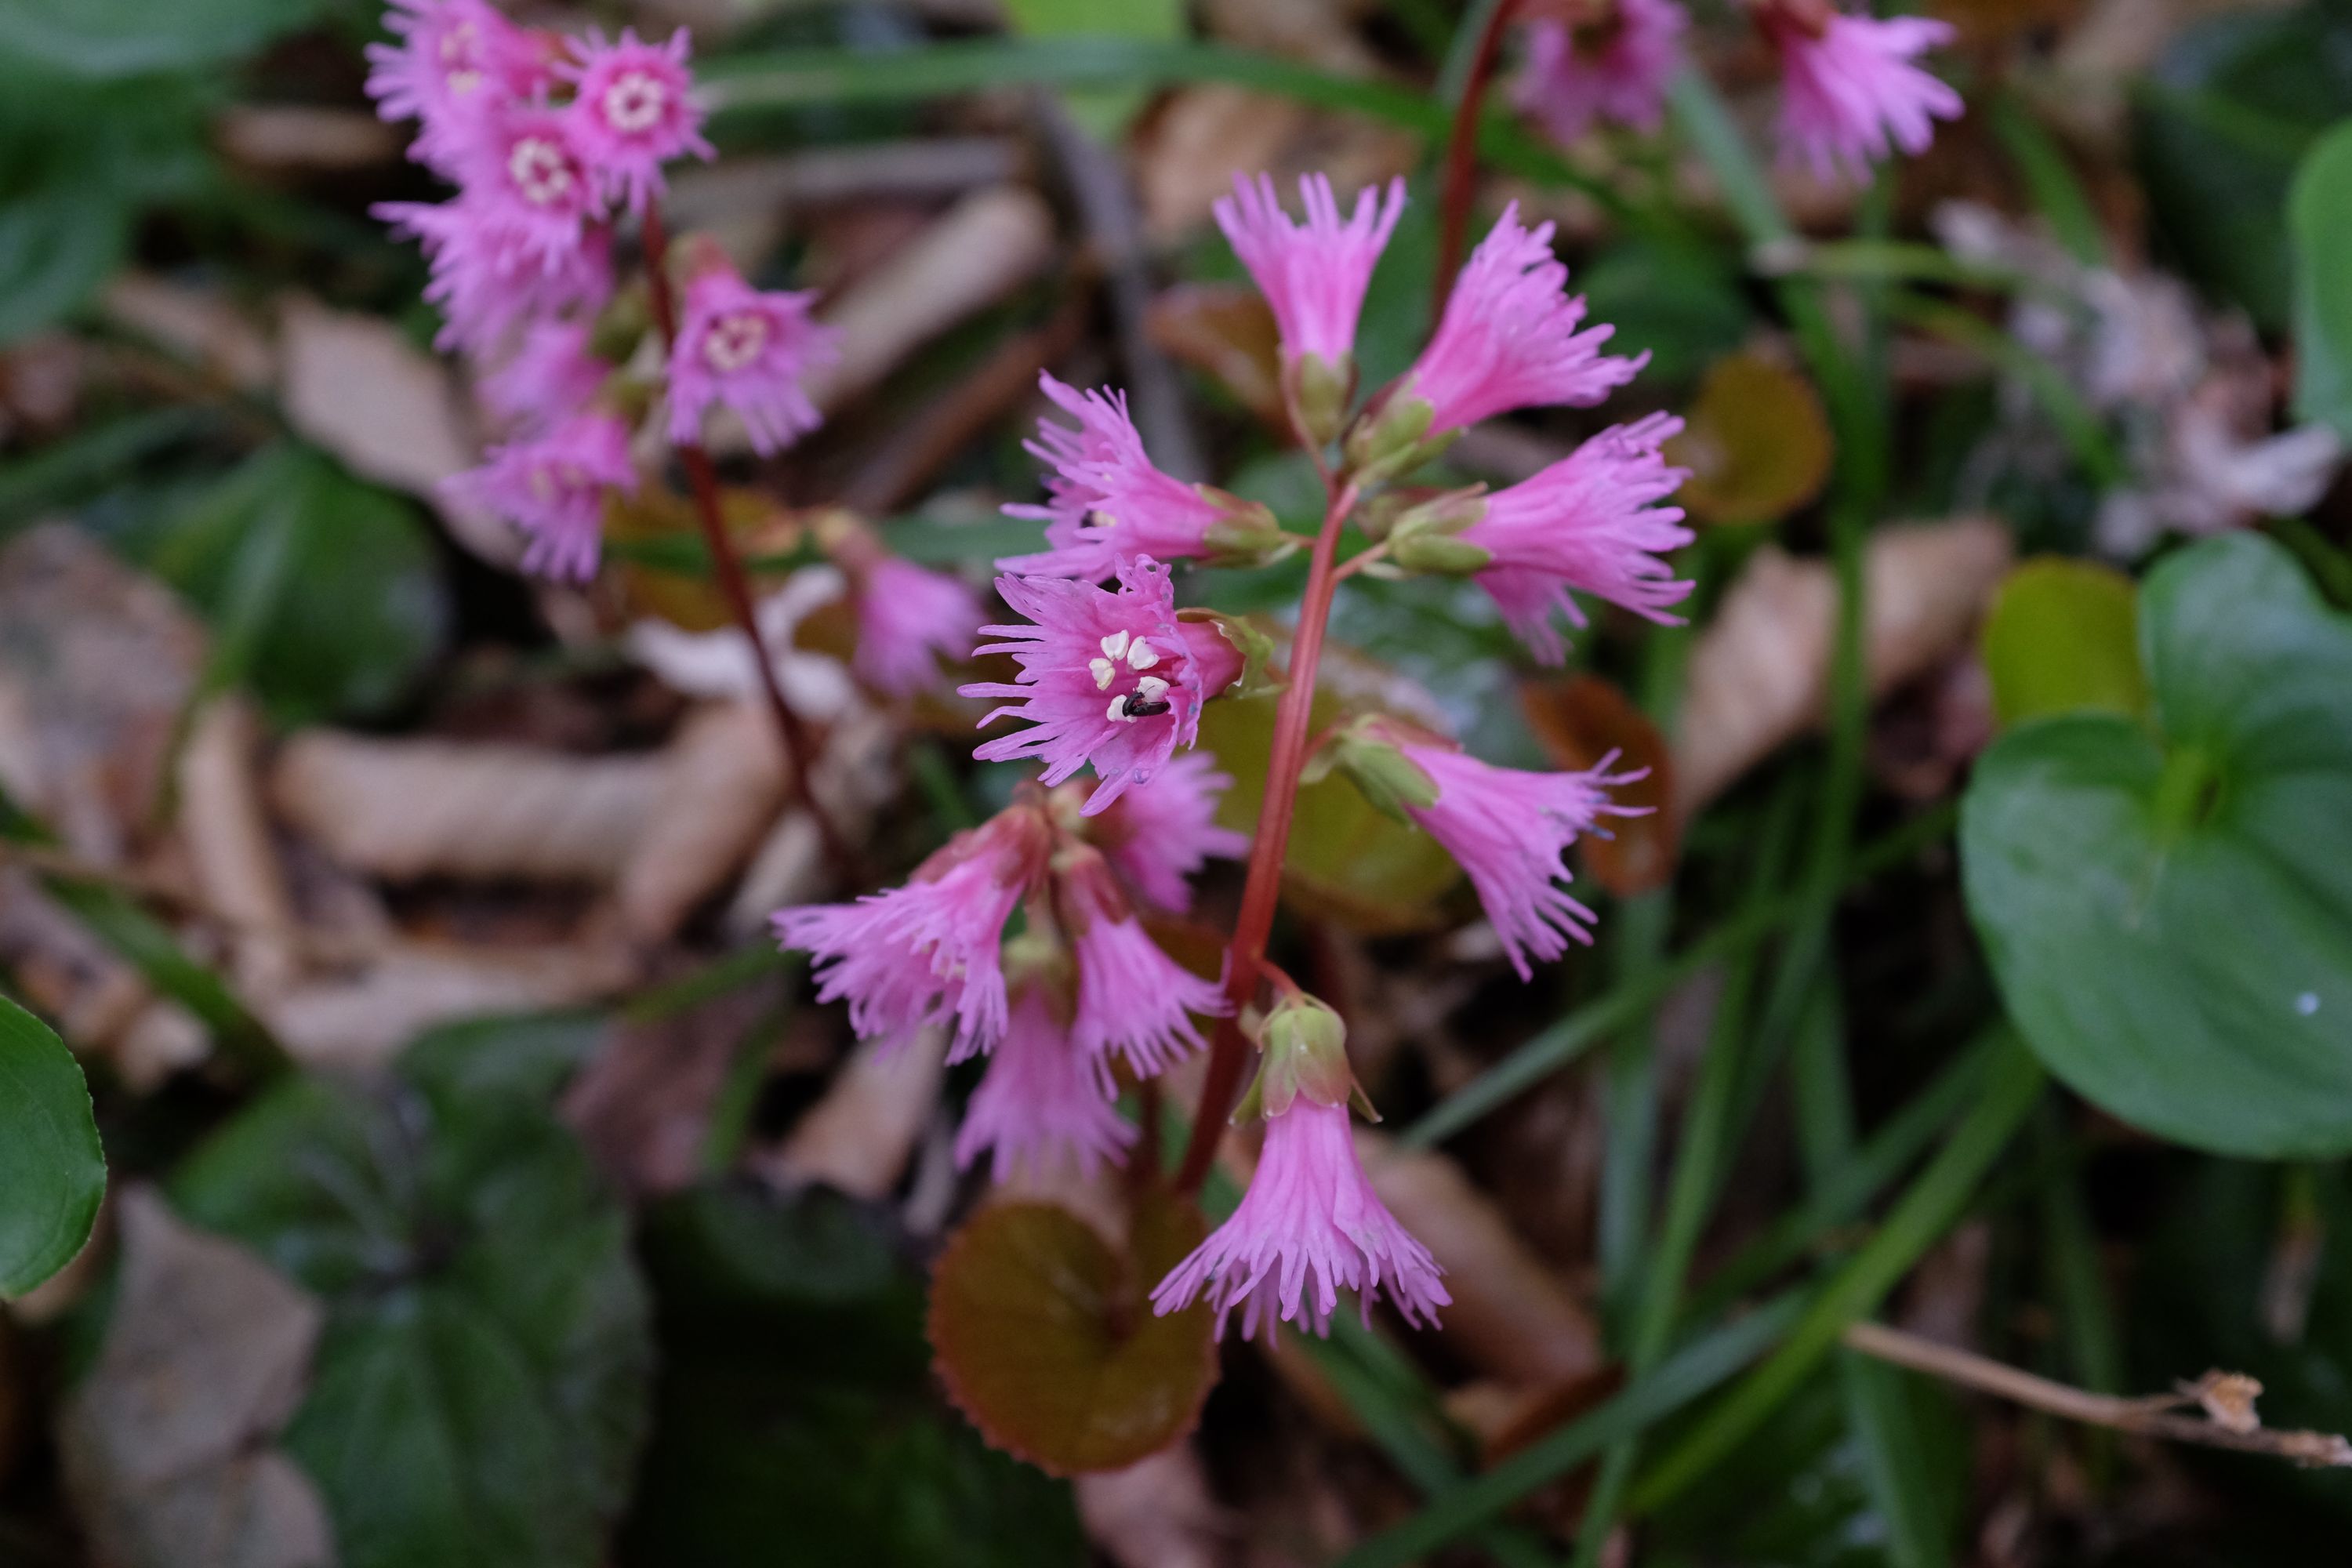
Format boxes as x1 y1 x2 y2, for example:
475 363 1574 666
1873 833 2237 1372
1174 481 1358 1195
641 205 859 884
1432 0 1523 319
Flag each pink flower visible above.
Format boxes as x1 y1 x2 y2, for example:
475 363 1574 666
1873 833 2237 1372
852 557 985 698
376 196 613 352
1058 850 1225 1076
1514 0 1688 145
999 374 1229 582
773 807 1050 1057
454 102 599 271
1152 1099 1447 1340
665 263 837 456
1212 172 1405 368
365 0 551 174
1460 412 1694 662
1771 12 1962 186
954 983 1135 1182
559 26 713 215
1397 202 1643 437
962 557 1244 815
1088 752 1247 913
445 412 636 582
477 318 609 432
1397 742 1646 980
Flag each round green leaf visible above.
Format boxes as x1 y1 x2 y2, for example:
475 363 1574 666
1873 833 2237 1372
2290 118 2352 441
1962 534 2352 1157
1980 557 2150 726
0 995 105 1298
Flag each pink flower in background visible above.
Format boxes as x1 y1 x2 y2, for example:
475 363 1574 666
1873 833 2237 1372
456 103 599 270
1515 0 1689 145
1397 742 1646 980
1058 851 1225 1076
1152 1099 1448 1340
376 196 612 352
1213 172 1406 368
963 557 1242 815
559 26 713 214
1399 203 1643 436
954 984 1135 1182
1771 11 1962 185
666 264 836 455
365 0 550 173
773 808 1049 1058
477 318 609 430
1462 412 1693 662
445 412 636 583
1000 374 1228 581
852 557 985 698
1090 752 1247 913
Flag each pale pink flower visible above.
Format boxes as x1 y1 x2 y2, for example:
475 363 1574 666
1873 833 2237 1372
445 412 636 583
454 102 599 271
1398 742 1646 980
1058 850 1225 1076
365 0 552 174
376 196 613 352
962 557 1244 815
773 807 1050 1057
999 374 1229 582
1398 202 1643 436
1152 1099 1448 1340
666 264 837 456
1515 0 1689 145
1461 412 1694 662
851 557 985 698
1213 172 1406 368
477 318 609 431
1771 12 1962 187
558 26 713 215
953 984 1135 1182
1088 752 1247 913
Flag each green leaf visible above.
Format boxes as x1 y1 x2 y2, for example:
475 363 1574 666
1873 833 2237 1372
0 995 105 1298
0 0 339 78
1577 238 1751 386
170 1016 652 1568
1001 0 1185 137
2290 118 2352 439
1962 534 2352 1157
1980 557 2150 726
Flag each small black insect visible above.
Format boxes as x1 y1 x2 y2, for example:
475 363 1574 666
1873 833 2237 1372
1119 694 1173 719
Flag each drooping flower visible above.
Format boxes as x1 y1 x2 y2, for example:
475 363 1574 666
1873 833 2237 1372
962 557 1245 815
1153 1098 1448 1340
445 412 637 582
477 318 610 431
454 102 600 271
1395 741 1646 980
1213 172 1405 370
1087 751 1247 913
953 980 1135 1183
1056 847 1225 1076
376 196 614 352
558 26 713 215
1459 412 1694 662
1514 0 1689 146
666 263 837 456
365 0 552 174
999 374 1279 582
773 806 1050 1057
851 556 985 698
1769 10 1962 187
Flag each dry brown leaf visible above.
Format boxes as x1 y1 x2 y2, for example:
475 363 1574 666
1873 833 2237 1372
617 702 787 942
1146 283 1286 426
1673 516 2014 817
1075 1447 1232 1568
757 1026 947 1200
100 275 275 393
278 296 475 501
1137 86 1309 239
59 1187 333 1568
263 938 637 1072
178 699 299 1000
216 105 403 172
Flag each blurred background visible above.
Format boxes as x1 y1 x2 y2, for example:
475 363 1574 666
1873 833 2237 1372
2 0 2350 1564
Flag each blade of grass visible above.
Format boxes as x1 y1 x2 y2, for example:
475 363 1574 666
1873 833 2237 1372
1890 291 2125 487
1991 93 2108 267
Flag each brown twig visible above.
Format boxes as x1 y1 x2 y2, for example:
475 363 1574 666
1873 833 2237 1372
639 203 859 885
1433 0 1523 319
1840 1319 2352 1468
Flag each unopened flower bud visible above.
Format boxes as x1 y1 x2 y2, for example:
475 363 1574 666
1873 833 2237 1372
1197 490 1298 568
1235 993 1374 1122
1341 391 1456 488
1288 351 1356 448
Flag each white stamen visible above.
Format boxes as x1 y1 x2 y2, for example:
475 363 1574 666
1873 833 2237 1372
1106 696 1133 723
1099 630 1131 661
508 136 575 207
702 311 771 373
1134 675 1170 703
1089 657 1117 689
602 70 668 135
1126 638 1159 670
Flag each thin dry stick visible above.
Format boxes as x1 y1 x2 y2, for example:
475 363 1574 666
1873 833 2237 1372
639 203 858 884
1842 1319 2352 1468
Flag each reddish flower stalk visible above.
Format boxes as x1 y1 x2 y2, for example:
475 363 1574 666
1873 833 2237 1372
640 202 857 881
1174 478 1358 1196
1432 0 1525 319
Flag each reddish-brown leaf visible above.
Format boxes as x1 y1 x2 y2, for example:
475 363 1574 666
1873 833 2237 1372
1519 675 1679 896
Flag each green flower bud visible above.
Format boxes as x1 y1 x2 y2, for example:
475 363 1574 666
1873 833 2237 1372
1388 532 1494 575
1289 351 1356 448
1234 993 1373 1122
1341 392 1456 488
1324 725 1441 825
1196 490 1299 568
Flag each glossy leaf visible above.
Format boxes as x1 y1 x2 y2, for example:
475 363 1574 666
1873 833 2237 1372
1520 675 1680 895
1666 352 1833 526
2289 118 2352 441
1980 557 2149 726
1962 535 2352 1156
0 995 104 1298
928 1196 1215 1476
